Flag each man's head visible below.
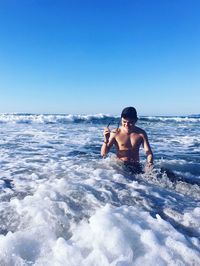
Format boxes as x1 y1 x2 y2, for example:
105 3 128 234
121 107 138 132
121 107 138 121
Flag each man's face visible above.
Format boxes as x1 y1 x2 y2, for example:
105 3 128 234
121 118 136 132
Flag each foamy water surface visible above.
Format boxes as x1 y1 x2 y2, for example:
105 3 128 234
0 114 200 265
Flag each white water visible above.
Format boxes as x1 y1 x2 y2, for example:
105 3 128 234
0 115 200 265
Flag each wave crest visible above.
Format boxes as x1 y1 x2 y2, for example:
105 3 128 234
0 114 199 124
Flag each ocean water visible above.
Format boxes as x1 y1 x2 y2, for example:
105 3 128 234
0 113 200 266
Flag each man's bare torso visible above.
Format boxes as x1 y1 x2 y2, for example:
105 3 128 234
111 126 144 164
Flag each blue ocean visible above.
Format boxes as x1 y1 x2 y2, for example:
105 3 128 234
0 113 200 265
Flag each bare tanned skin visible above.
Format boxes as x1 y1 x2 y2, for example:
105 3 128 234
101 118 153 171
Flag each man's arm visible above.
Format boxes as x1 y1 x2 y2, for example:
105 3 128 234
142 131 153 165
101 128 116 157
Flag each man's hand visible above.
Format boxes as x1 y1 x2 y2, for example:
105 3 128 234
103 127 111 143
144 162 154 173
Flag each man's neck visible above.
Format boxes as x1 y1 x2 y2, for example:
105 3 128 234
122 126 135 134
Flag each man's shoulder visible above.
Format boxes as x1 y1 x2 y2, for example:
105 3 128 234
134 126 147 136
110 128 123 140
111 128 120 135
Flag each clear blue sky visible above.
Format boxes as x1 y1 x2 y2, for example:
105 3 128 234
0 0 199 115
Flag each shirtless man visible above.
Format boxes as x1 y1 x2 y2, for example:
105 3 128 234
101 107 153 173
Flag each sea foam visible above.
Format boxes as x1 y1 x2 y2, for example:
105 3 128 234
0 114 200 265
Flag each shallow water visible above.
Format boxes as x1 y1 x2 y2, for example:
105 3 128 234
0 114 200 265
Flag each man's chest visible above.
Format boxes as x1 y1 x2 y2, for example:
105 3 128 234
116 133 142 148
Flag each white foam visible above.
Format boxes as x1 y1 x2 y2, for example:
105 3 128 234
1 204 199 265
0 114 200 265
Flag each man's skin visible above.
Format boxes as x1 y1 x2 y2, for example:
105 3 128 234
101 117 153 171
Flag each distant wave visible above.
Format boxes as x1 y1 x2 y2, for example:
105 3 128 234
140 116 200 123
0 113 118 124
188 114 200 118
0 113 200 124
